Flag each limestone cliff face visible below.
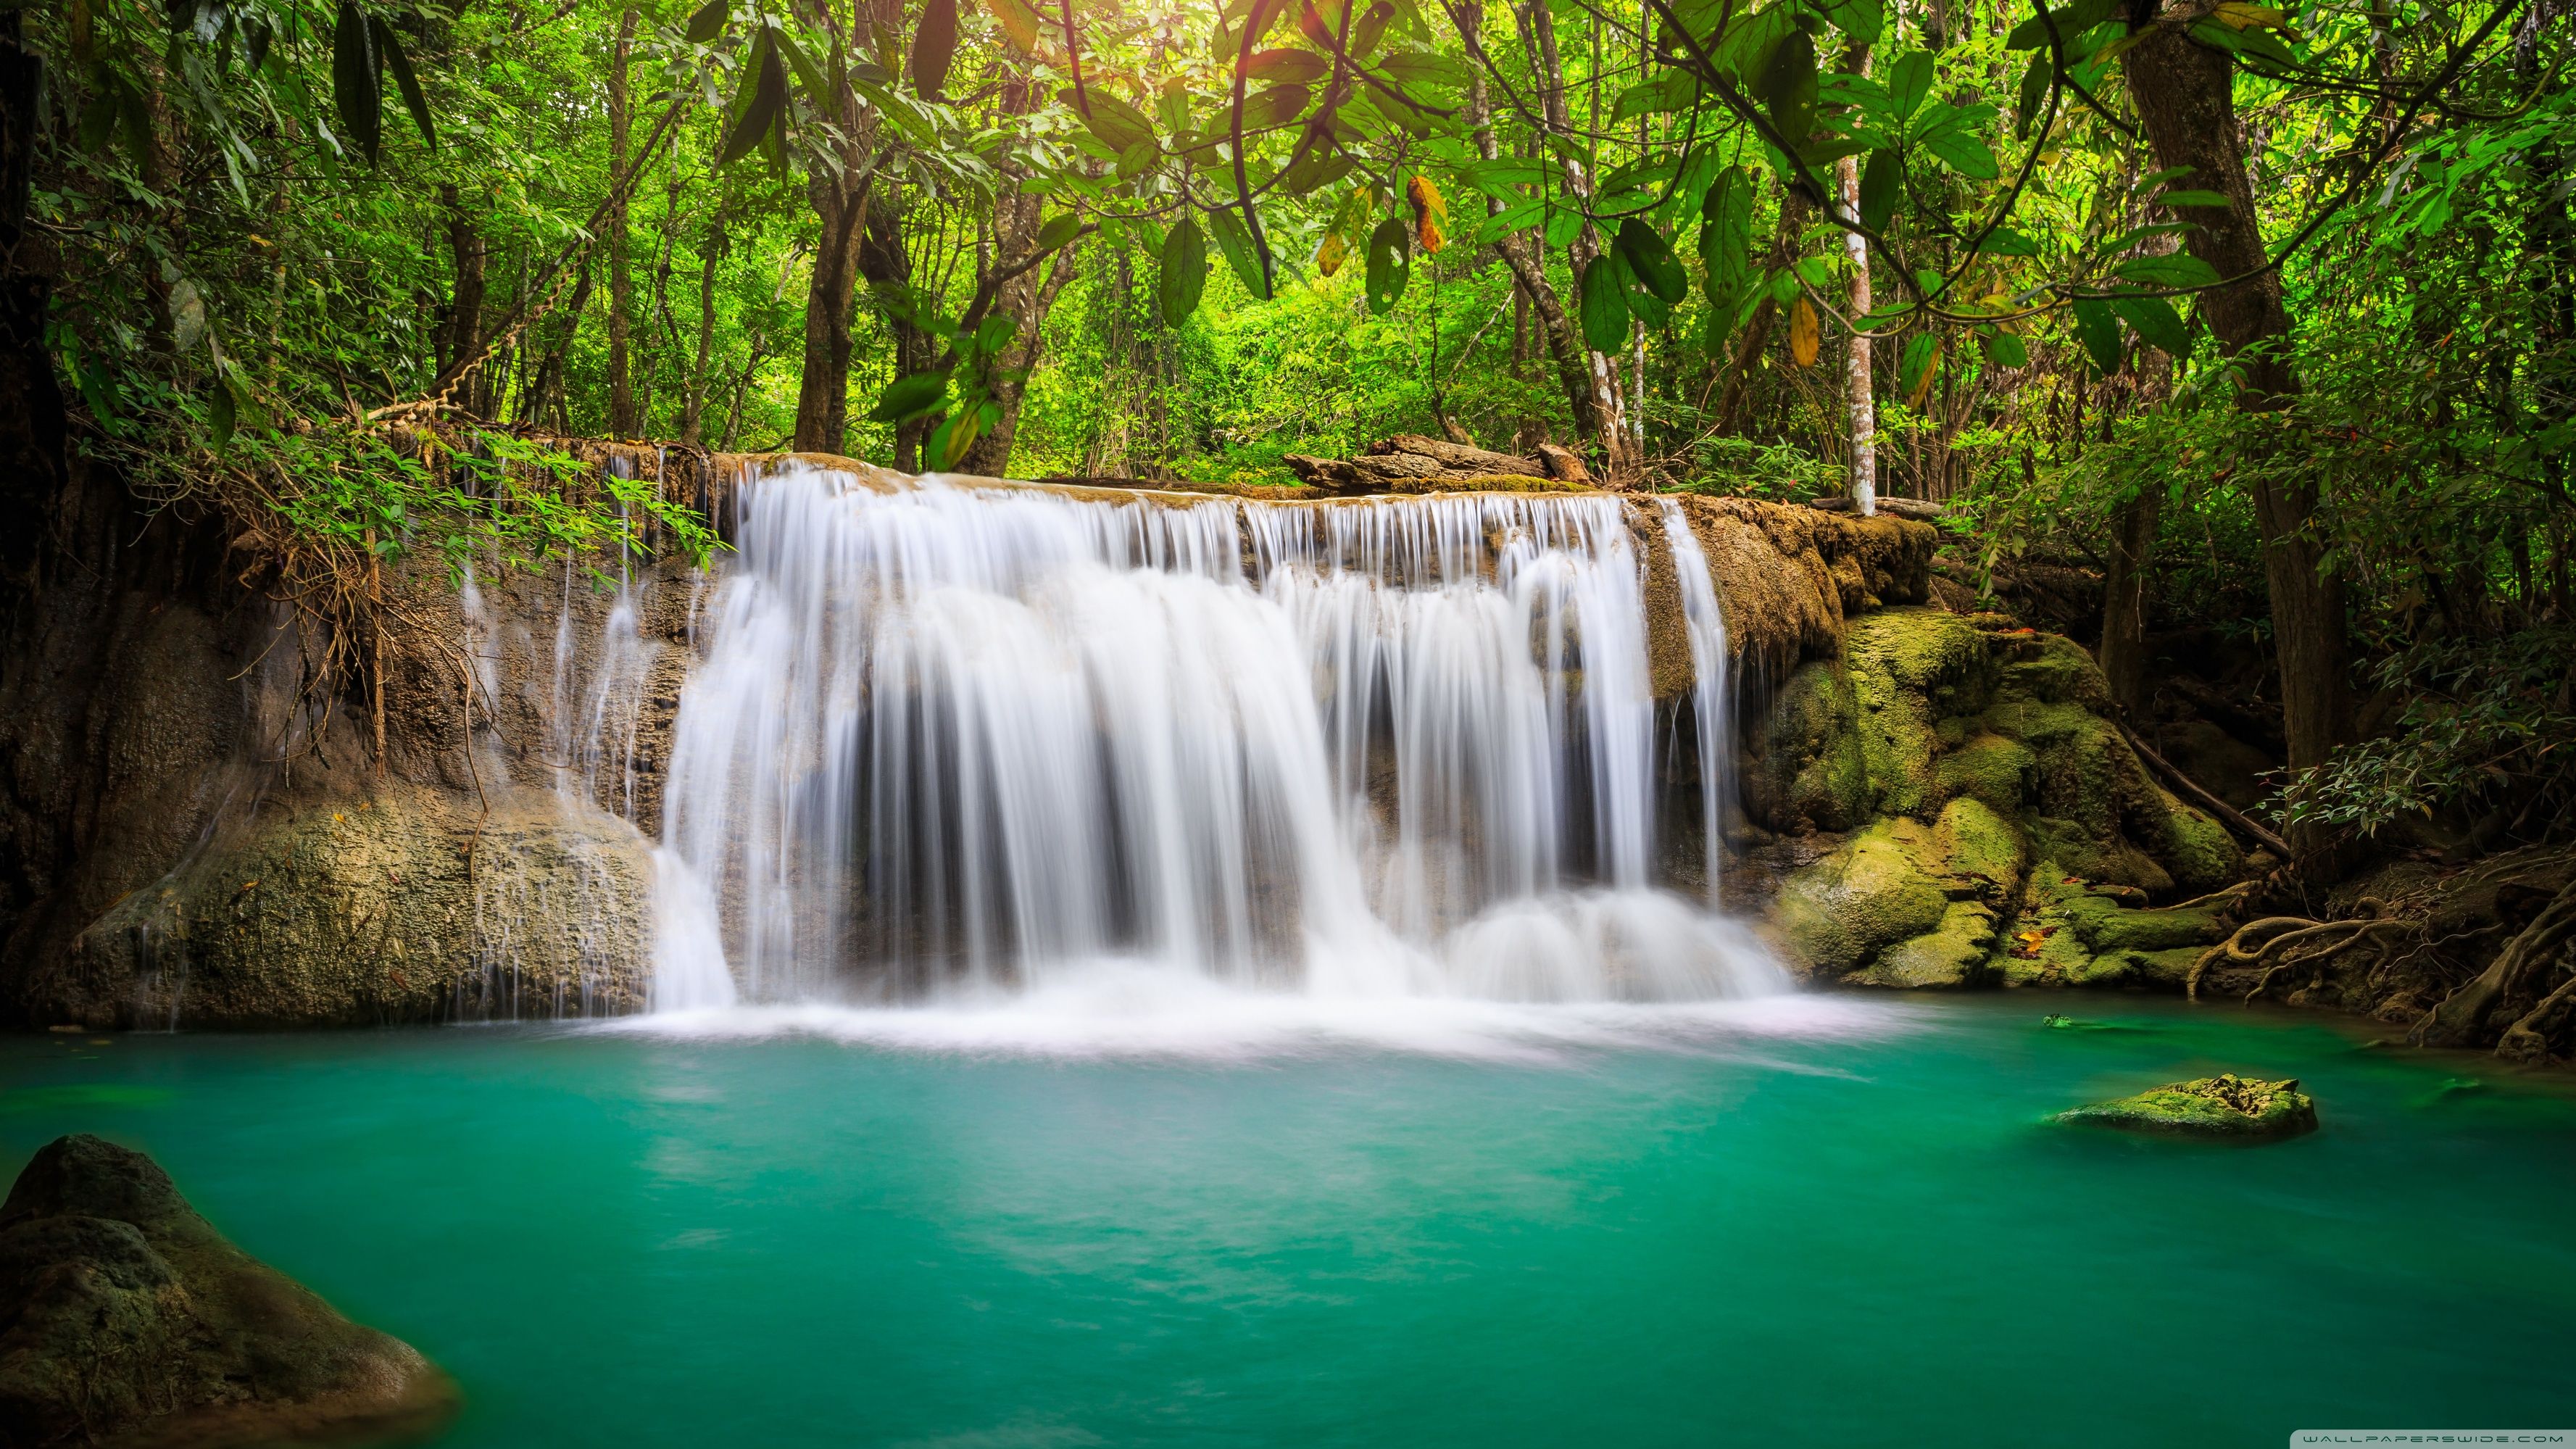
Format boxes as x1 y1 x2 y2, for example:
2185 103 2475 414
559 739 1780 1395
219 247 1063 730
0 444 699 1030
1745 607 2249 992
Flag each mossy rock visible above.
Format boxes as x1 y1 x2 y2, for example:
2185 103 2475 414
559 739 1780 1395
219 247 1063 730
2057 1074 2319 1142
1932 797 2024 902
2058 891 2231 953
1748 659 1873 832
1845 609 1993 819
1776 806 2029 984
2023 815 2176 894
1849 901 1998 989
1994 633 2118 712
1771 819 1953 978
0 1135 459 1446
2155 789 2244 895
1935 732 2036 815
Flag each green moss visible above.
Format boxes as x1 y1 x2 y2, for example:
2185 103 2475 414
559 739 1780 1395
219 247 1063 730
1995 634 2117 710
1848 901 1997 989
1771 819 1952 978
1931 797 2025 900
2154 789 2244 895
2058 892 2230 952
2057 1074 2319 1142
1845 609 1992 819
1750 660 1873 831
1935 732 2035 815
2023 815 2175 894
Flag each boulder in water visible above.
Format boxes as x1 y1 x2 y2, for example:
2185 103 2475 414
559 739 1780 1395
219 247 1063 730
0 1134 457 1448
2057 1074 2319 1142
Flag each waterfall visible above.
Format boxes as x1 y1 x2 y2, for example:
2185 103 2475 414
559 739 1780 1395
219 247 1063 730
652 461 1781 1008
1658 499 1733 903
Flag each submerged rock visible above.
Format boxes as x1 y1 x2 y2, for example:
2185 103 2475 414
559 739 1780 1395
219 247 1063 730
2057 1074 2319 1142
0 1134 457 1448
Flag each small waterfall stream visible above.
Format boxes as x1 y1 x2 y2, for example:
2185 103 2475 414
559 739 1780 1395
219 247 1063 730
650 461 1782 1010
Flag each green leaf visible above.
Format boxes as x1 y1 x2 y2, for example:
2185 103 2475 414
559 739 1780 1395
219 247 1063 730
2072 297 2122 374
1982 331 2029 368
1376 51 1468 89
1208 205 1271 300
870 370 949 424
1160 217 1209 324
1700 165 1754 296
1757 28 1818 144
2108 294 2189 356
1887 50 1934 122
331 1 380 167
2112 252 2222 288
370 17 435 151
1036 213 1084 252
1615 219 1687 305
1117 138 1162 180
1899 332 1937 396
208 376 237 452
1579 254 1630 354
910 0 957 98
1611 68 1703 124
1063 87 1158 154
685 0 728 43
1921 128 1997 180
1245 48 1329 83
1858 149 1901 231
1815 0 1883 44
1245 83 1312 130
2158 188 2230 208
1366 217 1410 314
1475 196 1545 245
1974 226 2040 256
717 33 786 167
2014 51 2049 139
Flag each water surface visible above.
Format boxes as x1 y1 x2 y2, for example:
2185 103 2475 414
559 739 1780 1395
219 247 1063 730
3 995 2569 1448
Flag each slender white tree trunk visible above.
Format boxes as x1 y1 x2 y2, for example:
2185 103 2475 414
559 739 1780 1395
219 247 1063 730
1837 153 1877 515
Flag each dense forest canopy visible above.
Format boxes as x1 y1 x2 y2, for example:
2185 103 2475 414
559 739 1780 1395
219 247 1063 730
1 0 2571 854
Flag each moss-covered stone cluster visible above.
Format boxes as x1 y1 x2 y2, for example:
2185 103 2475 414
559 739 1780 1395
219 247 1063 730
2057 1074 2319 1141
1753 607 2245 991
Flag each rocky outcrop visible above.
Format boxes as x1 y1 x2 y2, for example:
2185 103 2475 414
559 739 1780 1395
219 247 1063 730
1 442 692 1030
1751 607 2247 991
0 1134 457 1447
2057 1075 2319 1142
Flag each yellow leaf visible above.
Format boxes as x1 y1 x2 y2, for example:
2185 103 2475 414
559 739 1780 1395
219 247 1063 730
1407 174 1447 256
1316 231 1348 276
1789 298 1819 368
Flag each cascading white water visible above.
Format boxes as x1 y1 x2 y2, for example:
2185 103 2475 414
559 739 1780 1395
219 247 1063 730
1658 499 1733 903
651 461 1783 1010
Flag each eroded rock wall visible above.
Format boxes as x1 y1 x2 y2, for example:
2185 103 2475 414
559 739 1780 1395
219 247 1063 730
1 444 696 1029
1745 607 2251 992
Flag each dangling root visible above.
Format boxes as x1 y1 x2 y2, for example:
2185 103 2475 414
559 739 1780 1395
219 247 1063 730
2188 917 2322 1002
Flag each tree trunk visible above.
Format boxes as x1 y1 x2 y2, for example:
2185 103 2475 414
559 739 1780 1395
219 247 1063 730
1835 44 1876 515
2098 486 2162 714
957 74 1075 477
604 7 639 436
437 184 489 418
1469 0 1622 476
681 215 725 445
2124 10 2350 783
1524 0 1637 480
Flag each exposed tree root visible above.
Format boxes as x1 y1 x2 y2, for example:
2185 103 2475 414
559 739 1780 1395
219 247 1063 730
2410 877 2576 1052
